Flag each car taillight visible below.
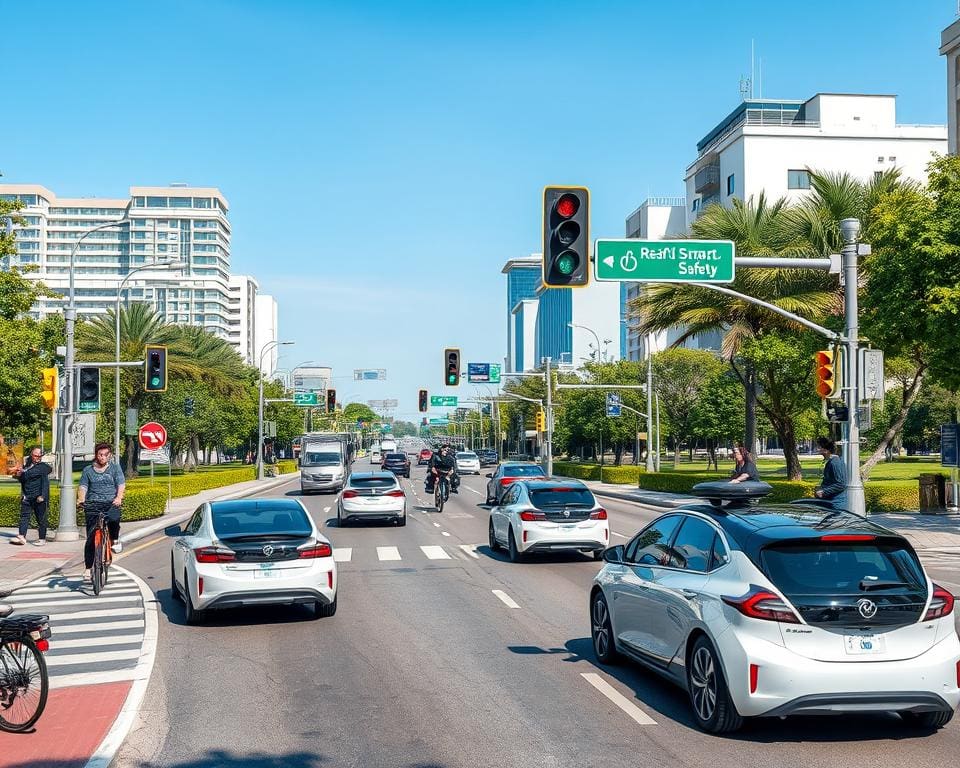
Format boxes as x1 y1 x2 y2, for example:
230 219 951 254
299 543 333 559
500 477 515 486
519 509 547 521
342 490 359 498
386 490 405 497
923 584 955 621
198 576 204 596
722 589 800 624
194 546 235 563
820 534 876 542
328 571 334 589
590 508 608 520
956 660 960 688
749 663 759 694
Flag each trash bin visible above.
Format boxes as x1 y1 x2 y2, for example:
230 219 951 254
918 473 946 512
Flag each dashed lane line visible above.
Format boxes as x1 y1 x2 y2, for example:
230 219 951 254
459 544 480 559
441 531 451 537
333 547 353 562
612 532 629 539
492 589 520 609
376 546 402 561
420 546 451 560
433 522 442 528
580 672 658 726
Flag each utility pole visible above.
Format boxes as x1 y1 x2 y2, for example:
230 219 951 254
645 333 654 473
545 357 553 477
841 218 865 517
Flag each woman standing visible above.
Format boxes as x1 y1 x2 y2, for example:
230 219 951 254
729 443 759 484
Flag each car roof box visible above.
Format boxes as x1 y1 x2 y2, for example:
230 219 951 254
691 480 773 508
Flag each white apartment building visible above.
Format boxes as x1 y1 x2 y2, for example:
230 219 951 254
941 18 960 154
227 275 259 365
254 293 279 374
685 93 946 227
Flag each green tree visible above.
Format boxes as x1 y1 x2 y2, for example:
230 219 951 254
690 370 747 469
390 420 418 438
342 403 377 426
652 349 723 467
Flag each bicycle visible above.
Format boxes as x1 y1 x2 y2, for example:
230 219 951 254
434 472 451 513
0 605 50 733
83 505 115 596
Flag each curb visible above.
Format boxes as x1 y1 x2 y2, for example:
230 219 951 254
591 487 690 509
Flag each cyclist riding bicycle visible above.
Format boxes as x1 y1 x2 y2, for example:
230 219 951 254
78 442 126 581
425 444 459 495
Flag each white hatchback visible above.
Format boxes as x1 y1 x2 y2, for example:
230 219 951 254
455 451 481 475
338 472 406 526
170 498 337 624
489 479 608 562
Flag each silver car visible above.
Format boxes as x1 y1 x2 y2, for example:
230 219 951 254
300 442 347 494
338 472 406 526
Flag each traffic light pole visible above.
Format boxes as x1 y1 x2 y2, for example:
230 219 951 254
545 357 553 477
840 219 865 518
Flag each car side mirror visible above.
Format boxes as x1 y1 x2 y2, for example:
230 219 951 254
602 545 625 565
164 524 183 537
485 473 493 478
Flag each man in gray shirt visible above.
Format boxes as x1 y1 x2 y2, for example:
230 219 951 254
79 442 126 577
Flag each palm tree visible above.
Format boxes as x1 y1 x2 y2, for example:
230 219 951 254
630 194 837 463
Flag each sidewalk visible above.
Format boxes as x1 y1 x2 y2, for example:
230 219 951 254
582 480 960 551
0 472 295 595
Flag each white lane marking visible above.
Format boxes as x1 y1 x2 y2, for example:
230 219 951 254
51 635 145 650
8 590 141 607
323 506 331 514
45 648 142 668
492 589 520 609
581 673 657 725
53 620 145 635
376 546 402 561
433 522 441 528
54 607 144 622
15 579 136 596
420 546 451 560
11 594 141 610
465 486 482 495
459 544 480 559
50 669 139 691
441 531 451 537
612 532 629 539
421 509 429 514
333 548 353 562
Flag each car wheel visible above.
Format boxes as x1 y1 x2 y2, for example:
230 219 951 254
315 596 338 618
507 528 522 563
592 549 604 561
170 556 182 602
488 519 501 551
397 514 407 527
591 591 620 664
901 710 954 729
183 571 204 625
687 636 743 733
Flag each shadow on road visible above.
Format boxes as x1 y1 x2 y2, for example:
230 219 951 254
155 587 318 628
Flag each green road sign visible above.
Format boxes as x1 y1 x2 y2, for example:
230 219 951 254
77 401 99 413
430 395 458 407
595 239 735 283
489 363 501 384
429 418 449 425
293 392 318 406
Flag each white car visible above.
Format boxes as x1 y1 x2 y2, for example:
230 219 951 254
591 486 960 733
455 451 481 475
489 479 608 562
338 472 406 526
170 498 337 624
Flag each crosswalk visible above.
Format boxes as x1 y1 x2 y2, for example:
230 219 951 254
332 543 483 564
3 568 146 690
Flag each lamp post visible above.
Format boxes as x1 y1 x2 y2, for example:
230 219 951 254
257 340 294 480
57 219 130 541
114 260 185 458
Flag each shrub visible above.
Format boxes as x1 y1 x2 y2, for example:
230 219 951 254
864 482 920 514
0 485 168 528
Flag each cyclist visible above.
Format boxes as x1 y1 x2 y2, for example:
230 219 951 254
78 442 126 581
425 444 459 495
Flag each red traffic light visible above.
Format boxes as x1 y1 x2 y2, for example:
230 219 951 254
555 194 579 218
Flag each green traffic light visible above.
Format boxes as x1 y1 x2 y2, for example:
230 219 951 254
556 251 578 276
151 377 160 387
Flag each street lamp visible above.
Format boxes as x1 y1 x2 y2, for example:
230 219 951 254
568 322 611 363
114 260 185 458
57 218 131 541
257 340 294 480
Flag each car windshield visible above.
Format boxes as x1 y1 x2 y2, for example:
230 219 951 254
529 488 595 509
212 504 312 538
303 451 340 465
351 476 397 489
503 465 545 477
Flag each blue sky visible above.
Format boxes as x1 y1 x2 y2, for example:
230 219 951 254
1 0 952 420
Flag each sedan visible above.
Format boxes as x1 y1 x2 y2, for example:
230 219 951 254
489 479 608 562
338 472 406 526
381 452 411 478
418 448 433 465
170 498 337 624
476 449 498 467
590 484 960 733
484 462 546 504
455 451 481 475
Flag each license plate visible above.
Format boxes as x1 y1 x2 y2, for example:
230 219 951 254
561 524 576 530
254 569 281 579
844 633 886 655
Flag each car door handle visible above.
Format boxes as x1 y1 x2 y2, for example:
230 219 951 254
681 590 698 600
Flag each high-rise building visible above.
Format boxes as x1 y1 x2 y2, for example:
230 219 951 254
502 255 541 372
254 293 279 374
227 275 259 365
941 19 960 154
684 94 946 228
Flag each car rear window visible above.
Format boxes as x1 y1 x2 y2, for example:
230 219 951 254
385 453 406 460
303 451 340 465
351 476 397 489
457 453 477 459
529 488 595 509
212 504 311 538
761 540 926 597
504 465 545 477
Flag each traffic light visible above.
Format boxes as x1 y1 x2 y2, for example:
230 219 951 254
542 185 590 287
40 367 58 410
814 349 842 399
418 389 428 412
144 345 168 392
535 409 545 432
77 367 101 412
326 388 337 413
444 348 460 387
184 397 195 417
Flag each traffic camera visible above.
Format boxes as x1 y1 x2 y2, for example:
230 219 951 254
145 345 168 392
77 367 101 412
542 186 590 287
418 389 428 412
444 349 460 387
326 389 337 413
40 367 58 410
814 349 842 399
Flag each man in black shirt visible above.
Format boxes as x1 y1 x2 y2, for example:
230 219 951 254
425 444 459 494
11 446 52 546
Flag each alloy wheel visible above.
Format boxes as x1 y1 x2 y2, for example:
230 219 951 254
690 646 718 723
592 596 611 659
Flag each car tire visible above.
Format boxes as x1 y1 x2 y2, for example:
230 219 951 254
183 571 205 625
507 528 522 563
590 591 620 664
687 636 743 733
902 710 955 729
488 519 501 551
315 596 337 618
592 549 604 561
170 556 182 602
397 514 407 527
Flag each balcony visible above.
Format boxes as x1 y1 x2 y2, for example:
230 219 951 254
694 165 720 194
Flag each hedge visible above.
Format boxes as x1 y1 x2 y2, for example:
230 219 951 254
0 486 169 528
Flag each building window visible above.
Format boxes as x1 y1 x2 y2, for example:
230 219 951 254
874 171 883 182
787 170 810 189
726 174 735 196
691 198 700 212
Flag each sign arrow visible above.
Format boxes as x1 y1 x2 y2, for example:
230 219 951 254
602 255 615 268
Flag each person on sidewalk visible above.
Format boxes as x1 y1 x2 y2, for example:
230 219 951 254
10 446 52 546
728 443 759 484
79 443 126 580
814 436 847 510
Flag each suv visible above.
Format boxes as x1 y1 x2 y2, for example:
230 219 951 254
380 452 410 478
590 482 960 733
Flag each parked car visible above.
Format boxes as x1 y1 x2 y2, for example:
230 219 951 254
590 482 960 734
489 479 608 562
455 451 481 475
418 448 433 465
381 452 411 478
338 472 406 526
170 498 337 624
485 462 546 504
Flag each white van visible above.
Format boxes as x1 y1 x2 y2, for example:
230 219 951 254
370 442 382 464
380 437 397 454
300 439 347 494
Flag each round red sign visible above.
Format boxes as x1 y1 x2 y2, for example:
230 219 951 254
138 421 168 450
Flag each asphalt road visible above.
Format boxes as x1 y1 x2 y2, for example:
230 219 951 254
114 463 960 768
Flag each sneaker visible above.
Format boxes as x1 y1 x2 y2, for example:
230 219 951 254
32 539 46 547
111 541 123 554
83 569 91 581
9 535 25 546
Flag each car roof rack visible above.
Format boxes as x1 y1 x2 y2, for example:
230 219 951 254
690 480 773 509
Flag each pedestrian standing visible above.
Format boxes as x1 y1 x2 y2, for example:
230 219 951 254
814 436 847 510
728 443 759 484
10 446 52 546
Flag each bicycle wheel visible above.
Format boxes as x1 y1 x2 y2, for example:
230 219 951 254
0 637 49 733
91 529 103 596
435 482 444 513
99 527 110 590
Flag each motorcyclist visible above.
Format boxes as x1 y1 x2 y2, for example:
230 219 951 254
425 444 459 495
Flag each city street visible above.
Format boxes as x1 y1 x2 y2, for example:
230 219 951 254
111 467 960 768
